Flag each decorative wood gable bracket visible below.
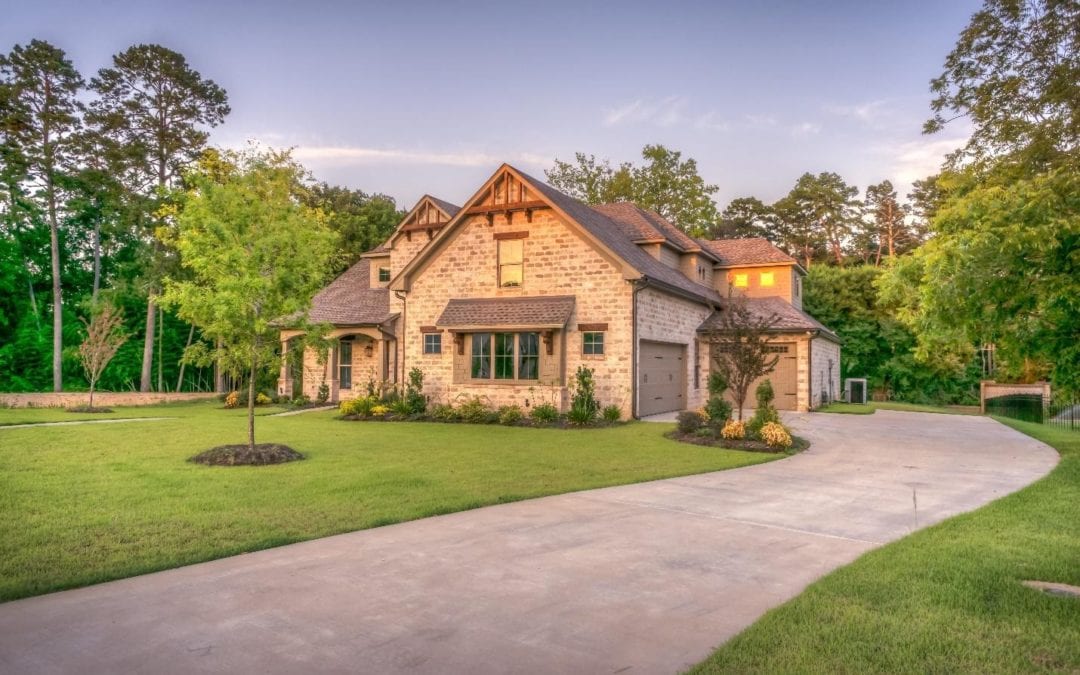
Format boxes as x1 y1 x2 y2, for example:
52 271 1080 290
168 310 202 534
465 172 550 225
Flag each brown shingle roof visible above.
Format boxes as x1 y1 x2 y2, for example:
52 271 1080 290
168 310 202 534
307 258 391 325
698 296 840 342
436 295 575 328
592 202 707 256
515 169 723 305
427 196 462 218
697 238 797 267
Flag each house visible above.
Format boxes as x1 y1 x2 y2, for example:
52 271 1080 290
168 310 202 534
278 164 840 417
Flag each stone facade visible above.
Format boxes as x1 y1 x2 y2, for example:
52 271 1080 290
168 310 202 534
636 287 713 411
810 337 842 407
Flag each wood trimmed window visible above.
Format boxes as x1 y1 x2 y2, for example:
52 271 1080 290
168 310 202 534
582 332 604 355
733 273 749 288
470 332 539 381
423 333 441 354
794 276 801 296
760 271 775 287
498 239 523 287
378 267 391 283
338 341 352 389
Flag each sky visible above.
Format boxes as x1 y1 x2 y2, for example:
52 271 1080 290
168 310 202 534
4 0 980 210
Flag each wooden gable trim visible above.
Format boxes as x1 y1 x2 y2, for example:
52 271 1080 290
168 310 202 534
493 231 529 241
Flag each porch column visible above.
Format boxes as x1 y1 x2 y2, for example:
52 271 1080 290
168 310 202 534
328 345 340 402
279 338 292 397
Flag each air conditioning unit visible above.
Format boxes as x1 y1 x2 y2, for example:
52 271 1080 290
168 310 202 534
845 378 868 404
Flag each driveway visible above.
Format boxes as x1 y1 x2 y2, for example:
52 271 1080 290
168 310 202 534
0 411 1057 674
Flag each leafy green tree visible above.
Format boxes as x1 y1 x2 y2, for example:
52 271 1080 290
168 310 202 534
703 293 781 420
304 183 402 273
926 0 1079 171
88 43 230 392
0 40 84 391
546 145 719 234
710 196 777 241
161 149 334 450
860 180 918 265
774 172 860 266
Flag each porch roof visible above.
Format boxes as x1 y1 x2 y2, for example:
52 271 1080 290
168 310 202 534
436 295 575 330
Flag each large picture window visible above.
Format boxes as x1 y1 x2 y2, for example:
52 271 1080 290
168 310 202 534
338 341 352 389
470 332 540 381
498 239 523 287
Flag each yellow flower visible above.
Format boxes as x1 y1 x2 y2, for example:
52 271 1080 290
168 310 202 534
721 419 746 440
760 422 793 449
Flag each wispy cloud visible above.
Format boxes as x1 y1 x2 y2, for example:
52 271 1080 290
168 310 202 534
824 99 887 123
284 145 550 169
693 111 730 132
789 121 822 137
602 96 689 127
743 113 778 128
886 136 967 183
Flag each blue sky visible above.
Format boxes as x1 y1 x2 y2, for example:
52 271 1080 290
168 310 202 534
5 0 979 210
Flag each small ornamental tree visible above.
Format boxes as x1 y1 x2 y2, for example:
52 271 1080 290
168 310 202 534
705 293 782 420
161 148 334 452
78 302 128 410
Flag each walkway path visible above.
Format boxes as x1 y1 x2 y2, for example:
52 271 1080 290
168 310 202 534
0 411 1057 674
0 417 169 430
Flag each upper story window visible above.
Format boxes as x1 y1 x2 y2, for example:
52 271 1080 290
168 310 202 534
794 276 801 296
498 239 523 287
697 265 707 281
733 273 749 288
583 332 605 355
378 267 391 283
760 271 775 287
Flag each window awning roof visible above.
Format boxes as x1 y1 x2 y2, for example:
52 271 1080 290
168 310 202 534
436 296 575 330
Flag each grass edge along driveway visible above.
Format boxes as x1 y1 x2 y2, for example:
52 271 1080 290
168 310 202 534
688 417 1080 674
0 403 777 602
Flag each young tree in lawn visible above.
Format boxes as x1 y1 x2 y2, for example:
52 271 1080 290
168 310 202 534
78 301 128 410
704 293 781 421
0 40 85 391
88 44 230 393
161 149 334 451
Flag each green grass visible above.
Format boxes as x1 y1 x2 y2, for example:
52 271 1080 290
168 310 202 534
688 418 1080 674
0 399 288 425
0 402 775 602
872 400 980 415
815 402 876 414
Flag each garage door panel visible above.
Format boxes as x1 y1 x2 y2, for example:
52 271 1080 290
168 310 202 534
639 341 687 416
712 343 799 411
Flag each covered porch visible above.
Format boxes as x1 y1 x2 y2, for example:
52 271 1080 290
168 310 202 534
278 326 397 403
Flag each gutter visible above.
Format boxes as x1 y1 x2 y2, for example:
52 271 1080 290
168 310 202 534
631 276 650 419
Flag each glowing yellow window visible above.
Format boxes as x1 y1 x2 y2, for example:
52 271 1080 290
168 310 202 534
760 271 775 287
733 273 749 288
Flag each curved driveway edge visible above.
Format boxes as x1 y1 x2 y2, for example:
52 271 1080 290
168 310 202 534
0 411 1058 674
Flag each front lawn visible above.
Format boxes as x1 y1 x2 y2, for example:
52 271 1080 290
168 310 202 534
689 418 1080 674
815 402 875 414
0 399 287 426
814 401 981 416
0 402 775 602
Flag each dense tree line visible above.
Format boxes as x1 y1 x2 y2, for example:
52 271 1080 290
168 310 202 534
0 40 402 393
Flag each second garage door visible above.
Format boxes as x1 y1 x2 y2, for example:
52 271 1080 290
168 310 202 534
639 341 686 416
712 342 800 411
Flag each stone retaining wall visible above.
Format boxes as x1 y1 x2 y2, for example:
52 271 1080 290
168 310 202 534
979 380 1051 414
0 392 217 408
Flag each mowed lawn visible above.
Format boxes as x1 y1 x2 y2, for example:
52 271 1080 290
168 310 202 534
689 418 1080 674
0 402 774 602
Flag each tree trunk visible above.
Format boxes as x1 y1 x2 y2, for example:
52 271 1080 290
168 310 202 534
248 356 257 451
48 191 62 392
176 323 195 392
139 296 156 391
25 264 41 334
88 379 95 410
157 304 164 391
91 221 101 304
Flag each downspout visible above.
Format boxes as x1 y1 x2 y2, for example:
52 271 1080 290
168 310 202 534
631 277 650 419
394 290 407 390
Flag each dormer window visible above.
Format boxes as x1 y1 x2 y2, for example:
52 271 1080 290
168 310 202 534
733 273 749 288
760 271 775 287
378 267 391 283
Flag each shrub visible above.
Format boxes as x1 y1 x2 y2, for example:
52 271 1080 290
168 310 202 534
760 421 793 449
430 403 459 422
721 419 746 440
677 410 705 434
340 396 377 417
255 392 272 406
457 396 495 424
291 394 311 407
316 382 330 404
370 404 390 417
497 405 525 425
389 399 413 417
704 371 732 425
339 399 357 416
530 403 559 424
405 367 426 414
224 391 240 409
601 404 622 423
748 379 781 436
568 366 599 425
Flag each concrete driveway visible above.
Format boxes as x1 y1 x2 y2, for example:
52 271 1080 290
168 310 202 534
0 411 1057 674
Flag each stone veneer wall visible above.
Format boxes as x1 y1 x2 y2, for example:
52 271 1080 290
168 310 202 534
810 337 842 408
0 392 216 408
635 287 713 412
401 209 635 417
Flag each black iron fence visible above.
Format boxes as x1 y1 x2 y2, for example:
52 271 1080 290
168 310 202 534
985 393 1080 431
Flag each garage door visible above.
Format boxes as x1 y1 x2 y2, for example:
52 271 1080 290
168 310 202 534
639 341 686 416
712 342 799 411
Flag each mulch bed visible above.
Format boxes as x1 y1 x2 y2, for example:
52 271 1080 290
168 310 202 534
191 444 305 466
665 430 810 453
64 405 114 413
